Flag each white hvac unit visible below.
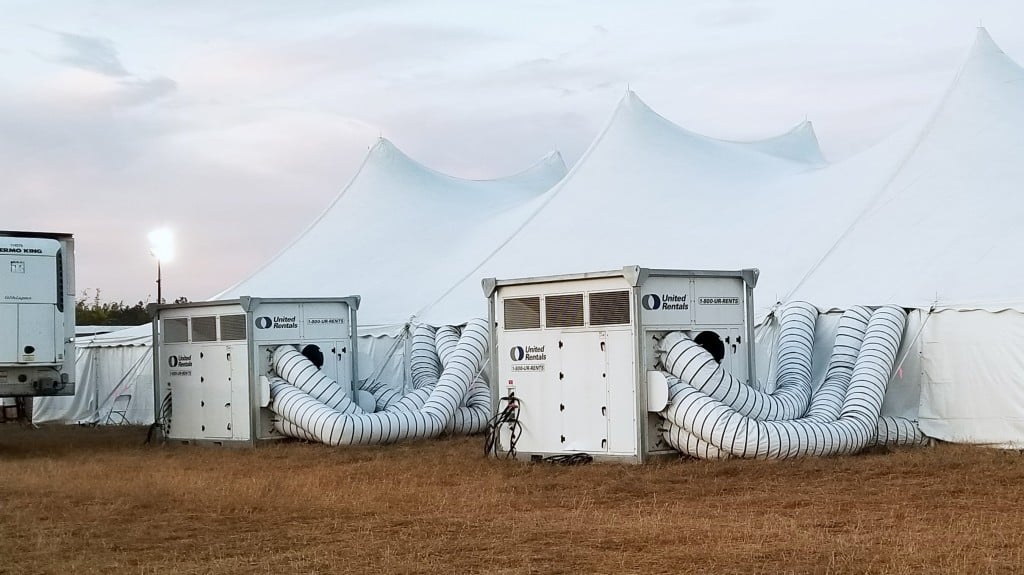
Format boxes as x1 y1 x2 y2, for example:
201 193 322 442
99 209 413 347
0 231 76 397
483 266 758 463
151 296 359 445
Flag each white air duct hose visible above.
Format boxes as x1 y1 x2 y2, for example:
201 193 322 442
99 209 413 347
661 306 907 458
435 326 461 368
269 319 489 445
874 416 929 446
433 325 491 435
662 305 870 458
323 322 490 428
660 301 818 421
272 347 362 415
410 325 441 389
802 306 872 422
403 323 487 429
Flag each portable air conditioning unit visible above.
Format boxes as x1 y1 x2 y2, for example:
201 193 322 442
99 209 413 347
0 231 75 397
483 266 758 463
151 296 359 445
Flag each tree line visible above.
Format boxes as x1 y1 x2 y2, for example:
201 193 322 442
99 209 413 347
75 289 188 326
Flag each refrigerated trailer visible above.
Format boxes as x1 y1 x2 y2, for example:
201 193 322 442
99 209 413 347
0 231 76 397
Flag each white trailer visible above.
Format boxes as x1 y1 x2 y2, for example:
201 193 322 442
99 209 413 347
0 231 76 397
483 266 758 463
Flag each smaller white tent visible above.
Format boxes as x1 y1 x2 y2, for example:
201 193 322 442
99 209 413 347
33 330 154 425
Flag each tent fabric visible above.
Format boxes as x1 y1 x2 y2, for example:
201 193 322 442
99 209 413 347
33 345 154 425
918 310 1024 448
215 139 569 326
788 29 1024 312
418 91 850 325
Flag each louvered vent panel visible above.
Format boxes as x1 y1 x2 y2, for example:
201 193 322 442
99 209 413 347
590 291 631 326
220 314 247 341
545 293 584 328
504 297 541 330
164 318 189 343
191 316 217 342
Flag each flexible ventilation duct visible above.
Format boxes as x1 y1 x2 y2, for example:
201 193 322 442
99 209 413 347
269 319 489 445
660 301 818 421
410 325 441 389
661 305 926 459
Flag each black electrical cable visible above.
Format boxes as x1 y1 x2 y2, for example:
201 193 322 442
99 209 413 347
483 396 520 458
145 392 172 445
539 453 593 465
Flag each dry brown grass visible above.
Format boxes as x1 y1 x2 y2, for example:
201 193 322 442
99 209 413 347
2 426 1024 574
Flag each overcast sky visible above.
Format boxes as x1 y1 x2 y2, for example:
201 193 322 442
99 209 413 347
3 1 1022 303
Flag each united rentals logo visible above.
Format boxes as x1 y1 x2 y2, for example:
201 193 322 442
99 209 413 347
642 293 688 311
168 354 192 368
509 345 546 372
168 354 193 377
509 345 545 361
255 315 298 329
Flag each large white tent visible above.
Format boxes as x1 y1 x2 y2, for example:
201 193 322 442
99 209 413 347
38 29 1024 448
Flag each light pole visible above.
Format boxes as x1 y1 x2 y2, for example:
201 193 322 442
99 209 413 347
147 228 174 304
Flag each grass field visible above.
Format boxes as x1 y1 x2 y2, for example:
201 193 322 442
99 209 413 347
2 425 1023 574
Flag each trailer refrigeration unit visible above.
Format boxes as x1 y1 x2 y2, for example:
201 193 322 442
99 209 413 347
151 296 360 446
0 231 76 397
483 266 759 463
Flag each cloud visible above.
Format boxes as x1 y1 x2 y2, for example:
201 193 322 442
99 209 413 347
115 75 178 106
53 31 129 77
41 30 176 107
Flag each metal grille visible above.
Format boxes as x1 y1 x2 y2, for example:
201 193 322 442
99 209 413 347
164 318 189 343
589 291 631 326
545 293 584 328
504 297 541 330
219 314 247 341
191 316 217 342
56 249 64 312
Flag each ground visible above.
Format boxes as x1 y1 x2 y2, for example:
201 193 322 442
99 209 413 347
1 426 1023 574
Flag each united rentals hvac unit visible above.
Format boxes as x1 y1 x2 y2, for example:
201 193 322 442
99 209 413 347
483 266 758 463
151 296 359 445
0 231 75 397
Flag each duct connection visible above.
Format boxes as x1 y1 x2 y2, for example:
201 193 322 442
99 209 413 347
268 319 492 445
658 303 928 459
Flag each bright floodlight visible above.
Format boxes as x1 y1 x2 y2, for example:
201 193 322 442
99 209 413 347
148 228 175 263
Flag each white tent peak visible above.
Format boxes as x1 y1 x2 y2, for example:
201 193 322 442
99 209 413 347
968 26 1005 60
360 137 567 190
742 120 826 165
613 90 826 165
